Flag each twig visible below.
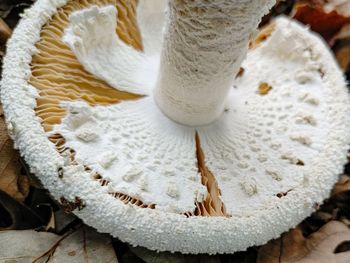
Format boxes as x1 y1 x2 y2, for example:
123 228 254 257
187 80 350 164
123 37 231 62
31 223 83 263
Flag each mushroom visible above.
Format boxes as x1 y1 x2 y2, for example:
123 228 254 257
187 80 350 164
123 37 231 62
1 0 350 254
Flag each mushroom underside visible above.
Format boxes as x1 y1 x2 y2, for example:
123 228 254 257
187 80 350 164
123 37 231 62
1 0 350 254
32 0 226 216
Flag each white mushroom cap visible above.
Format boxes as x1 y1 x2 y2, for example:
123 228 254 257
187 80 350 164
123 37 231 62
1 0 350 255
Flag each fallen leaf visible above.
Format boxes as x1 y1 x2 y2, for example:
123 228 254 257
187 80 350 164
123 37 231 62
130 247 220 263
25 187 59 226
0 0 33 26
0 190 45 230
257 221 350 263
0 229 58 263
44 209 56 231
260 0 296 26
333 24 350 42
121 249 146 263
0 0 16 19
297 0 350 16
293 3 350 45
299 170 350 237
334 38 350 71
0 226 118 263
0 18 11 45
47 226 117 262
0 45 4 76
323 0 350 16
19 157 44 189
332 174 350 196
53 209 78 234
0 105 29 202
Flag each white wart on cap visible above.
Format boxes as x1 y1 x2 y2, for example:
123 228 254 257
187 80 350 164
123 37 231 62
1 0 350 254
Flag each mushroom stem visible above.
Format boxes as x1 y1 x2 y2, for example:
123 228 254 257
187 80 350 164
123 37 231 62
154 0 275 126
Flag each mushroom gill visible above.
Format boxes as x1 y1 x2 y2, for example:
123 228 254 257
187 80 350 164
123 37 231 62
190 133 227 217
31 0 142 133
32 0 226 217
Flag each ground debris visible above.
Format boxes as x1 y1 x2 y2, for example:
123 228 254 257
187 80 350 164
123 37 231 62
258 221 350 263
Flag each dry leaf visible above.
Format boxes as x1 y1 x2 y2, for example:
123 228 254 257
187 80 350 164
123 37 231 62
48 226 117 262
0 190 45 230
0 226 117 263
257 221 350 263
334 39 350 71
332 174 350 196
0 229 59 263
0 105 29 202
323 0 350 16
260 0 295 26
0 17 11 45
297 0 350 16
53 209 78 234
293 3 350 45
333 24 350 42
0 1 34 28
131 246 220 263
44 209 56 231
